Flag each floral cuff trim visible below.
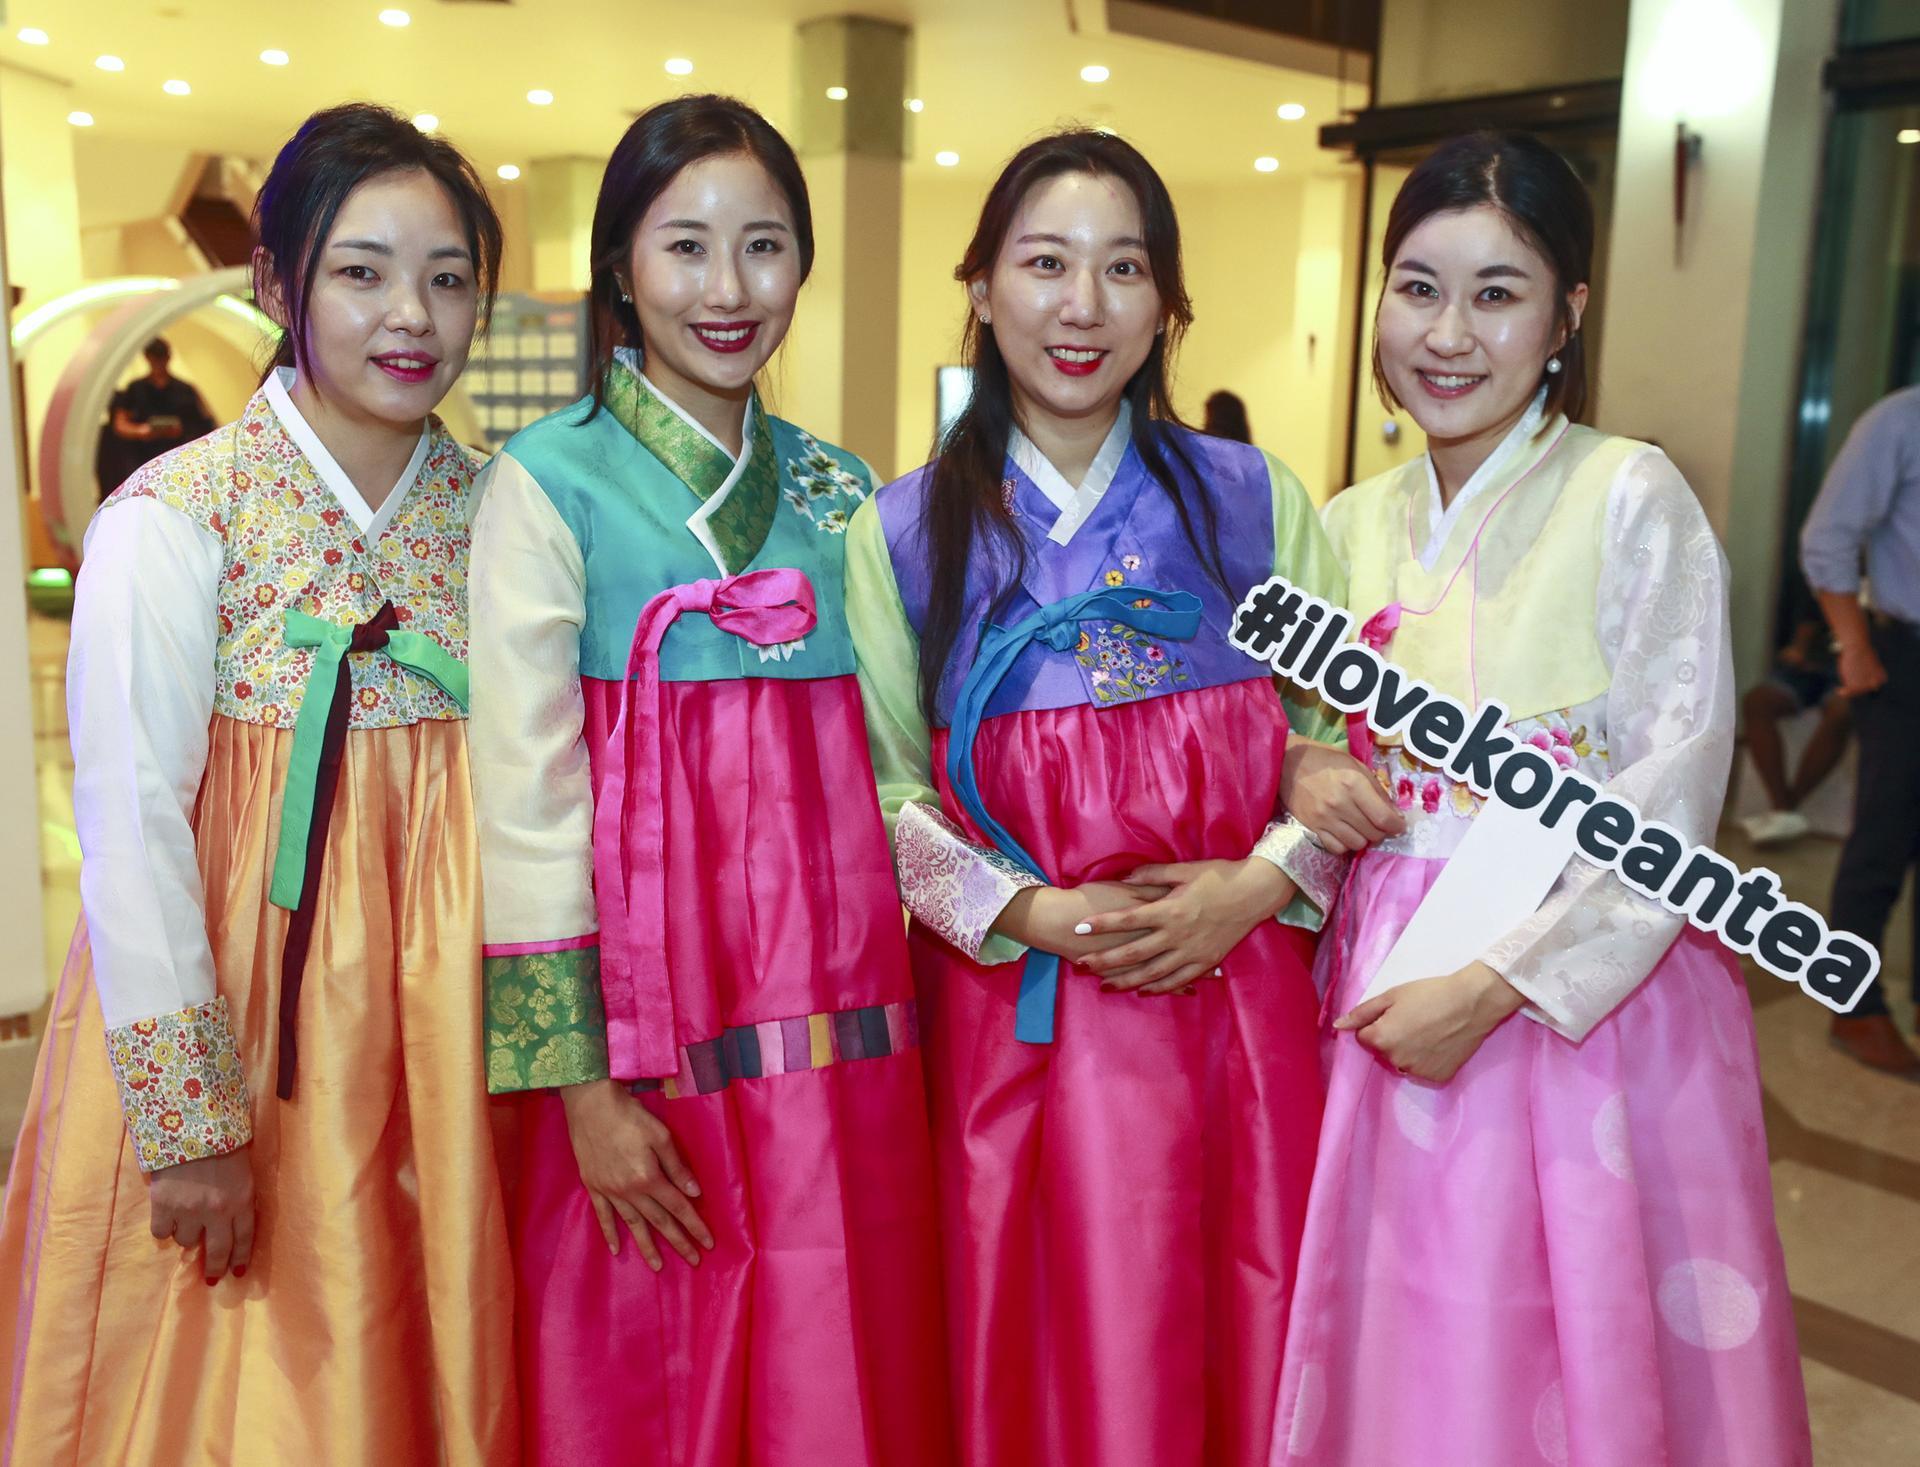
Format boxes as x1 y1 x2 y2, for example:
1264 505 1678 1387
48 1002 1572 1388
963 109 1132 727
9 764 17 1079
105 997 253 1173
1251 817 1348 931
484 943 611 1093
895 801 1042 963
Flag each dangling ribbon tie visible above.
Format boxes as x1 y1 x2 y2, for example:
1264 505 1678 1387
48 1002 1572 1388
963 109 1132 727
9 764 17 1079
945 584 1203 1044
592 569 816 1080
267 601 469 1098
1344 602 1402 766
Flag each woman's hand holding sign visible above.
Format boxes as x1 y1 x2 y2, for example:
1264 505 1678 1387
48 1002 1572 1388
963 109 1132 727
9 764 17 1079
1334 961 1528 1082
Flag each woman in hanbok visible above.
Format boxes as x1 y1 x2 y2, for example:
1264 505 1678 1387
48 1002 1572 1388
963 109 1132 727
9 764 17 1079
0 104 516 1464
845 130 1358 1467
467 95 949 1466
1271 131 1812 1466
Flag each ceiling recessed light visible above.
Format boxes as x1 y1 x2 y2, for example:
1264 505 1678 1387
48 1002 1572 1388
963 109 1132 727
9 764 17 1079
826 85 848 101
1901 128 1920 145
497 163 521 181
1080 64 1110 83
95 54 125 72
905 97 924 113
260 48 289 66
1277 102 1307 121
17 28 49 46
664 57 693 76
412 112 439 133
526 88 553 106
67 110 94 127
162 79 190 96
379 9 411 27
935 150 959 167
1254 156 1280 173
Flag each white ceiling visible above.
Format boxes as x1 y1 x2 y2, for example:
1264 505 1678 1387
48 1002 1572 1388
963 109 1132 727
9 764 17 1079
8 0 1365 186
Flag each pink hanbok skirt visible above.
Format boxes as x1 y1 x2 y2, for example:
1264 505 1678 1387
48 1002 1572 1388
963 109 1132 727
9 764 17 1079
1273 850 1811 1466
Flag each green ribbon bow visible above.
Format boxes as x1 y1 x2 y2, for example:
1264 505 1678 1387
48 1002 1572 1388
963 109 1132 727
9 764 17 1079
267 606 469 911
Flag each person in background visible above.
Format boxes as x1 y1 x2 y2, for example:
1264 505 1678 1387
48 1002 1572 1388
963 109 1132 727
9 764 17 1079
1801 382 1920 1077
1203 386 1252 443
1738 616 1851 847
96 337 215 499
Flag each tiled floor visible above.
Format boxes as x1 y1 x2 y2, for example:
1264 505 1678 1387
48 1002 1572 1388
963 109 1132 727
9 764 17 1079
7 608 1918 1461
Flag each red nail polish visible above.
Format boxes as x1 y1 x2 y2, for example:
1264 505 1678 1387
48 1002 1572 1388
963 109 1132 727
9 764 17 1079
204 1276 217 1286
233 1266 246 1278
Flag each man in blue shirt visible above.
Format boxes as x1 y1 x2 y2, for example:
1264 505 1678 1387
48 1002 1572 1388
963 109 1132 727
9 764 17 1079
1802 383 1920 1077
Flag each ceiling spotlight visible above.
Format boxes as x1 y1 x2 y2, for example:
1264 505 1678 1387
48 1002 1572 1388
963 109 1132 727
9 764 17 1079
95 54 125 72
412 112 439 133
260 48 289 66
664 57 693 76
905 97 924 113
497 163 522 181
527 88 553 106
1080 64 1110 83
162 79 191 96
379 9 411 27
17 28 49 46
1254 156 1280 173
935 150 959 167
826 85 848 101
1901 128 1920 145
1277 102 1307 121
67 111 94 127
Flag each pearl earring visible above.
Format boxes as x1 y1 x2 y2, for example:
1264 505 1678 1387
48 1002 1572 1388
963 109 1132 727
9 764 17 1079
1546 356 1563 375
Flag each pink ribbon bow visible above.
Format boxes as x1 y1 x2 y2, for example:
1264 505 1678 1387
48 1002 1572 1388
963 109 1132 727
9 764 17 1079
592 568 818 1079
1344 602 1402 767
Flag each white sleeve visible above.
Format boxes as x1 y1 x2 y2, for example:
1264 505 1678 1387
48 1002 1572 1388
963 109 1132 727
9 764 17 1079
73 495 252 1170
71 497 222 1028
1481 449 1736 1041
467 451 610 1093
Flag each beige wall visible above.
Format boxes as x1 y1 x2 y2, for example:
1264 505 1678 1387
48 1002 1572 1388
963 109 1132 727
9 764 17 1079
1377 0 1630 106
1596 0 1841 684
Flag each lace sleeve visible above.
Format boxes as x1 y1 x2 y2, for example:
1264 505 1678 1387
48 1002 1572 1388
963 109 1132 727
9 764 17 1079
1480 448 1736 1041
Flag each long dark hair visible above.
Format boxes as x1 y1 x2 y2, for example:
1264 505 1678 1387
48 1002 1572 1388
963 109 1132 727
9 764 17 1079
1373 130 1594 420
917 129 1225 722
252 103 503 374
579 94 813 420
1203 390 1252 443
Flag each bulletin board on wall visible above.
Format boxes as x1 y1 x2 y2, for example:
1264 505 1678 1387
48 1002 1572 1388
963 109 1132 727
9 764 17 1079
464 294 589 446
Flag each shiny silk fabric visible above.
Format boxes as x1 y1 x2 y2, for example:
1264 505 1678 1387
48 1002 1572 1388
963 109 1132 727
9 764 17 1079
920 678 1322 1467
1274 853 1811 1466
505 672 950 1467
0 716 516 1466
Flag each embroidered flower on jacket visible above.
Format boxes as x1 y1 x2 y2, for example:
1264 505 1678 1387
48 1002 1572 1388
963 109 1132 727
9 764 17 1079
1122 553 1142 570
1104 570 1125 587
783 432 870 533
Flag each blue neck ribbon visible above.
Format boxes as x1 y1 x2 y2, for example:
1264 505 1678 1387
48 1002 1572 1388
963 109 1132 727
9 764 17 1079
944 585 1204 1043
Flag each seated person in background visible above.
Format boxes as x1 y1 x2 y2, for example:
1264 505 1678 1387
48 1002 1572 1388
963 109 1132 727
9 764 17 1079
95 337 214 499
1203 387 1252 443
1739 616 1851 846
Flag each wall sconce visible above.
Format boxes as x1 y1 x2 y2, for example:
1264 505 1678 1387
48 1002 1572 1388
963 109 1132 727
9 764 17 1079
1674 122 1704 264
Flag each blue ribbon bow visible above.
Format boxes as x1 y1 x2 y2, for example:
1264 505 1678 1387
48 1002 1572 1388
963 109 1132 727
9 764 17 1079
945 585 1203 1043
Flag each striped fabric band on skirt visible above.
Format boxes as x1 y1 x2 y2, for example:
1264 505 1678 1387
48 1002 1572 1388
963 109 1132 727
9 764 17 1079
631 999 919 1099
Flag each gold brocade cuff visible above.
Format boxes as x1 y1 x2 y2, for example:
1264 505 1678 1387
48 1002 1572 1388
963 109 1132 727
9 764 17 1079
105 997 253 1172
484 944 612 1093
1251 817 1348 933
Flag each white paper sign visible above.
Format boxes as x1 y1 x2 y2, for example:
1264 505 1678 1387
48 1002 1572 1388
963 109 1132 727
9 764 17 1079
1359 797 1578 1003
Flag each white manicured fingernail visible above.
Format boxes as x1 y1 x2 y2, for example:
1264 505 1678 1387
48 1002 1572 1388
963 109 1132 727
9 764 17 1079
1073 922 1093 935
1213 968 1222 976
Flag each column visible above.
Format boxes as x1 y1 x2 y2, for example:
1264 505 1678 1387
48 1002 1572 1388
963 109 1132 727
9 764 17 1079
788 16 910 478
1594 0 1844 683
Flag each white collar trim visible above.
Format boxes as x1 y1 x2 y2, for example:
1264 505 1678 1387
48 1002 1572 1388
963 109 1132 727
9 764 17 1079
616 349 757 575
1417 386 1549 570
263 368 430 542
1010 400 1134 547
